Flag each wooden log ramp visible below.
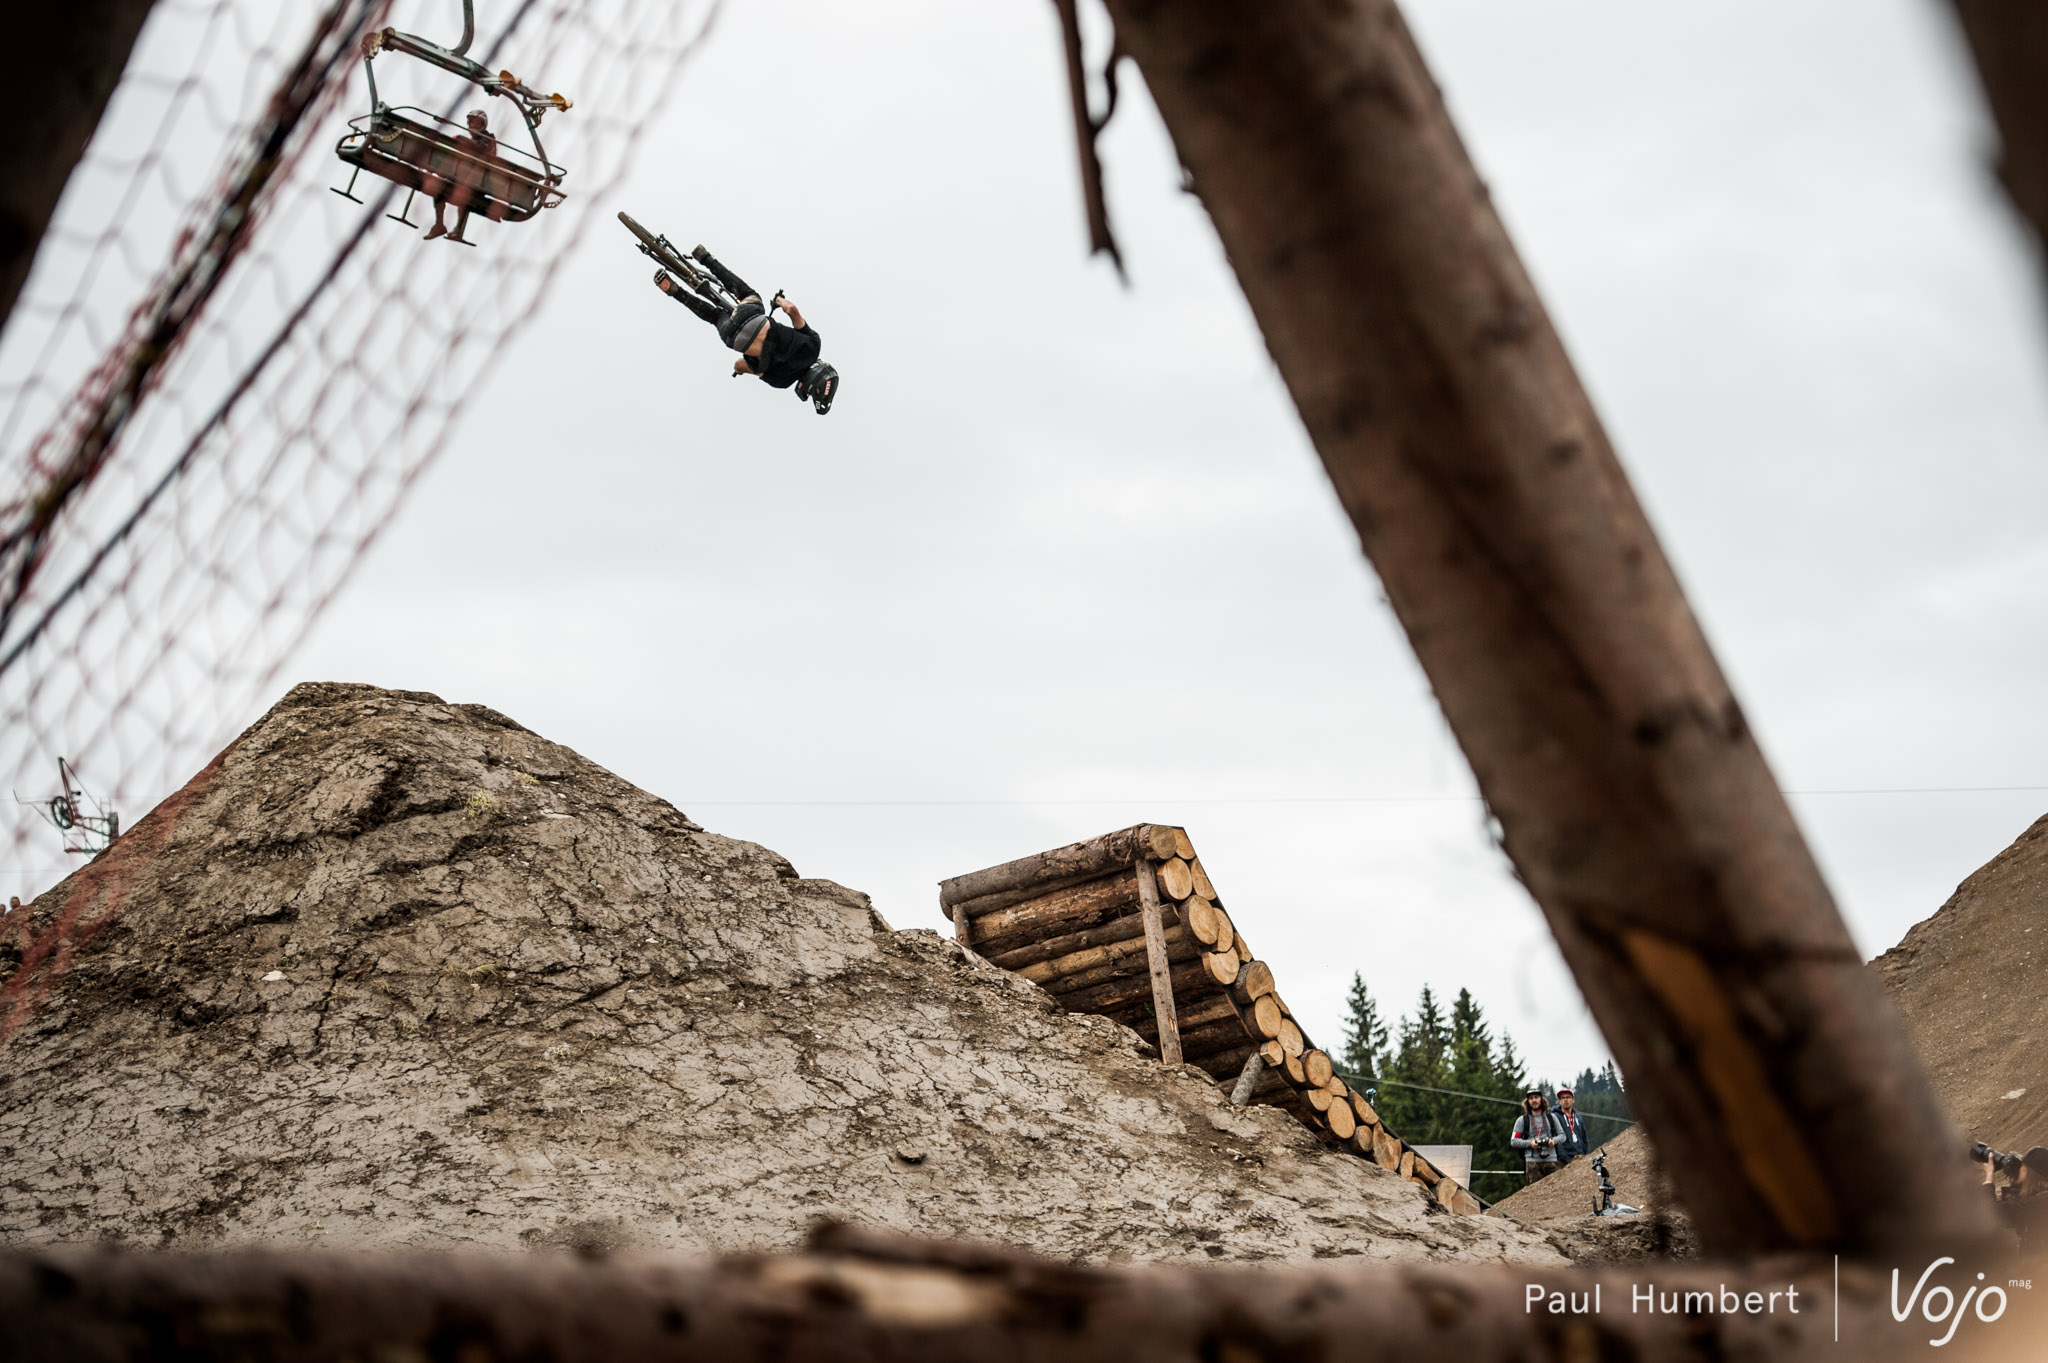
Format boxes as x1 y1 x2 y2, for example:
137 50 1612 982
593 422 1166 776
940 824 1484 1214
0 1226 1949 1363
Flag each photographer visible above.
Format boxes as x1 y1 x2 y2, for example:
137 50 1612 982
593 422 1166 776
1973 1141 2048 1249
1512 1088 1565 1184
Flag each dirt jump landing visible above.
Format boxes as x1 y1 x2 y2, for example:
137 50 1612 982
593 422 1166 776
0 683 1558 1266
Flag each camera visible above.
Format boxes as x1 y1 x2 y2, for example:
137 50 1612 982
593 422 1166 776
1971 1141 2024 1177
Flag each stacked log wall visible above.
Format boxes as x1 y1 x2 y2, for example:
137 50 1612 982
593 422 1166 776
940 824 1485 1215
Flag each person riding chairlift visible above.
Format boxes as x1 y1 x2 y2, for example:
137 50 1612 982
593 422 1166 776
424 110 499 244
654 246 839 414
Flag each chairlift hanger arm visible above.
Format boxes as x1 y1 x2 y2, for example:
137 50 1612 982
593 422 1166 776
365 28 572 122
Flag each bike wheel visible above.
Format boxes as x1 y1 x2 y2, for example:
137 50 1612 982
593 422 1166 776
617 210 660 250
619 211 687 274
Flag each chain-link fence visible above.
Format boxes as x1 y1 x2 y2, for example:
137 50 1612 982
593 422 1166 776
0 0 719 1024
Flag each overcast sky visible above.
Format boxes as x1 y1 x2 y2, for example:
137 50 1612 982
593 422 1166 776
273 0 2048 1085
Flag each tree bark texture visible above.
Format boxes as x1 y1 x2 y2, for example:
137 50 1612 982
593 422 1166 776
0 1233 1973 1363
1948 0 2048 260
0 2 161 338
1097 0 1993 1256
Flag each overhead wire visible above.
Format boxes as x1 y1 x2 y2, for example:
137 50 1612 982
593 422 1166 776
1335 1070 1636 1125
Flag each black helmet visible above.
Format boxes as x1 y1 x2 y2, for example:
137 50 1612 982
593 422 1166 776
796 361 839 415
716 301 766 351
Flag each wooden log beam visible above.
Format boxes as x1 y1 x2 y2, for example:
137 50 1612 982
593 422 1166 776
1112 990 1239 1033
1371 1126 1402 1172
960 873 1141 957
1042 943 1206 1007
1199 945 1239 987
1327 1093 1357 1141
1134 858 1182 1065
0 1234 1950 1363
1249 994 1284 1041
1172 992 1241 1032
939 827 1177 910
1180 897 1231 951
1226 960 1274 1006
1171 1017 1258 1061
984 906 1146 972
1015 921 1197 989
1194 1043 1257 1080
1948 1 2048 260
1154 856 1195 901
1096 0 1996 1256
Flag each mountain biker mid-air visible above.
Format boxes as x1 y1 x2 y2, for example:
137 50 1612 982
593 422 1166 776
653 245 839 414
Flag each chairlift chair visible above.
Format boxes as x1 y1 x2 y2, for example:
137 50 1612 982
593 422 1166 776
332 1 572 234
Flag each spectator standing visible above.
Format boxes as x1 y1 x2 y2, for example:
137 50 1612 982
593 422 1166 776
1511 1088 1564 1184
1554 1087 1590 1165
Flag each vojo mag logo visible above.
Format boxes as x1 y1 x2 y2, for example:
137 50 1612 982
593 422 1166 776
1890 1257 2017 1348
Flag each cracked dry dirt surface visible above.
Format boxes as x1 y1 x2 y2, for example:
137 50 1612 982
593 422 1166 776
1874 811 2048 1151
0 683 1563 1267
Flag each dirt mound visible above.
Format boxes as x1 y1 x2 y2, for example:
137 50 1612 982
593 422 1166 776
0 683 1560 1266
1485 1127 1695 1263
1529 1210 1699 1264
1874 812 2048 1151
1487 1126 1669 1221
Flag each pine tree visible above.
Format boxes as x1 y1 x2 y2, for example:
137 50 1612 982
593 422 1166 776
1561 1059 1632 1143
1401 985 1448 1074
1377 986 1453 1148
1338 972 1389 1078
1448 987 1491 1056
1494 1031 1528 1093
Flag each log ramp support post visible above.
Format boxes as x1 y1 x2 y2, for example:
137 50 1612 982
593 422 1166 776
1228 1049 1264 1106
1131 856 1182 1065
1091 0 1998 1259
